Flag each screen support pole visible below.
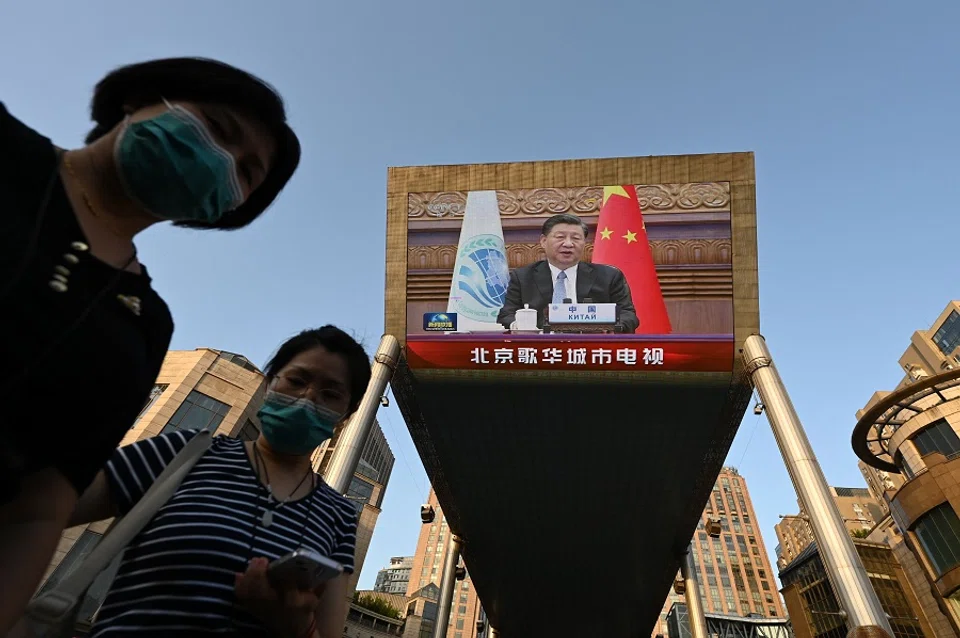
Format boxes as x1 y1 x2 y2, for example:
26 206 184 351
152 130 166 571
432 536 462 638
679 544 709 638
324 335 400 495
743 335 893 637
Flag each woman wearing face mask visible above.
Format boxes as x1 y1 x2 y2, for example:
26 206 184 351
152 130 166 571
0 57 300 631
66 326 369 637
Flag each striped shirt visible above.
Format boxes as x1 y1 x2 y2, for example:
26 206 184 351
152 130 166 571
90 430 358 636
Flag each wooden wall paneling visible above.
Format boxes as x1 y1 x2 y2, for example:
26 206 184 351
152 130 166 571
384 186 407 343
687 154 705 183
728 152 759 378
405 184 732 220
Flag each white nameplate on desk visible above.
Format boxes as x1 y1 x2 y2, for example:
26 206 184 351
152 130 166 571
548 303 617 324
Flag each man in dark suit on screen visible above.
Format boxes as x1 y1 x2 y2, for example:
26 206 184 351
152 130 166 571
496 213 639 332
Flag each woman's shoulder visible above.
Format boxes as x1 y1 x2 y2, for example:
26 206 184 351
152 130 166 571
210 433 246 450
0 101 52 145
206 434 260 462
0 101 58 187
314 481 361 522
136 282 175 348
115 430 244 468
134 428 205 454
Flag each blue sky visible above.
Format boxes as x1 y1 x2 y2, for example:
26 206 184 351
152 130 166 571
4 1 957 592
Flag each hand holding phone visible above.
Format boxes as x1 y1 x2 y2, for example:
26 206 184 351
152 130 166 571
267 549 344 591
236 556 323 637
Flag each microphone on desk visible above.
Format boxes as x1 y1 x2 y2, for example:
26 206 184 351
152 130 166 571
562 298 572 304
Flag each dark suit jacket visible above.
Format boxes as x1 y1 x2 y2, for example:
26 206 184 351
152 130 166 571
496 260 639 333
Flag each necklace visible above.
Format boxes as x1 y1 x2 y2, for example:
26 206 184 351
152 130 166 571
253 442 315 527
62 151 136 248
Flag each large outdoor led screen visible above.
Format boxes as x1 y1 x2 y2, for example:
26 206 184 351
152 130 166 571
403 182 734 372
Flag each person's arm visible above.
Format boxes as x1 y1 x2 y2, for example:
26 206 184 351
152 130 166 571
0 468 78 634
0 430 194 633
313 500 359 637
68 470 119 527
496 269 523 328
610 269 639 334
313 574 350 638
70 429 198 529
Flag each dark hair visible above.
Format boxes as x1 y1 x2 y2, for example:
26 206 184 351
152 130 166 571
541 213 589 239
85 57 301 231
264 326 371 414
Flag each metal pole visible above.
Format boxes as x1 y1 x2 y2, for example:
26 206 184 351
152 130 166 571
432 536 462 638
679 545 708 638
324 335 400 494
480 607 497 638
743 335 893 637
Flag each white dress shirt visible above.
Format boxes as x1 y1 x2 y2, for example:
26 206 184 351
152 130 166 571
547 263 578 303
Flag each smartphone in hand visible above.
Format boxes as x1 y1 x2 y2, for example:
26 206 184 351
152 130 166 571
267 549 344 591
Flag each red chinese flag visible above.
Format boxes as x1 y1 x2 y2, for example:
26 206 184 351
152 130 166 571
591 185 672 334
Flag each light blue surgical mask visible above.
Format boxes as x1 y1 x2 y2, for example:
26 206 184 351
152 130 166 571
114 100 244 223
257 390 341 456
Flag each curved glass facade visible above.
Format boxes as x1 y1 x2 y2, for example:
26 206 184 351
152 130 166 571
914 503 960 576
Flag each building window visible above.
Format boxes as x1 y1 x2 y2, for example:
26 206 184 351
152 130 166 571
346 476 374 517
912 418 960 459
914 503 960 576
932 310 960 356
133 383 168 427
218 350 260 373
894 449 916 479
39 530 101 593
858 546 925 637
161 390 230 435
37 530 122 622
237 419 260 441
347 476 374 503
